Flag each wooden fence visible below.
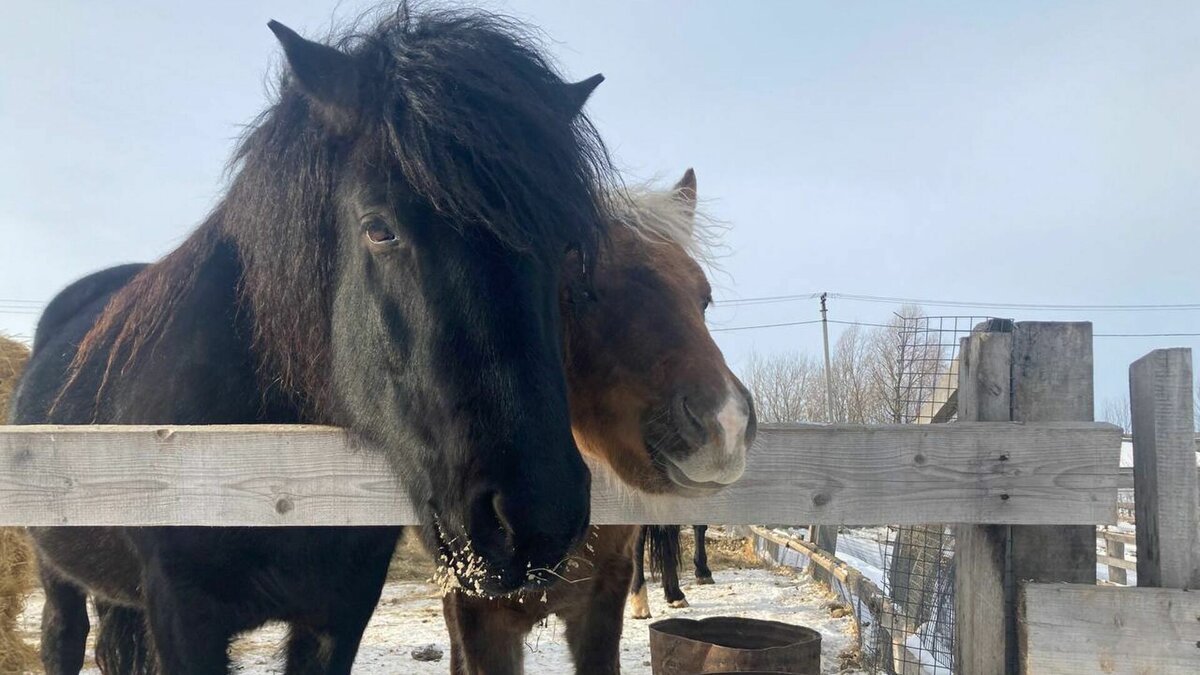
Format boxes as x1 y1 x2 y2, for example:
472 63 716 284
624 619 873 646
1 322 1196 673
0 421 1118 527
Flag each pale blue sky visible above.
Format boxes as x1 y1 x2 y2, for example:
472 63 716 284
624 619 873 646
2 1 1197 414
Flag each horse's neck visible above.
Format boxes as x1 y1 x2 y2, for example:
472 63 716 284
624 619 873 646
96 239 299 425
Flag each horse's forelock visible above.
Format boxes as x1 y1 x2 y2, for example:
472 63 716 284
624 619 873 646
357 7 617 261
617 186 727 273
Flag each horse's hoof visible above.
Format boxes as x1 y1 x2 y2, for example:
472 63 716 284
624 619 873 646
669 599 690 608
630 587 652 619
695 575 715 585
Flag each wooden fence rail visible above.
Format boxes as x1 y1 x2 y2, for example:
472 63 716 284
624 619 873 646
1020 584 1200 673
1097 528 1136 585
0 421 1120 527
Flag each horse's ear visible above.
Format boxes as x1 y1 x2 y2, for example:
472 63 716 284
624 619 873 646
268 20 361 128
563 74 604 116
672 168 698 221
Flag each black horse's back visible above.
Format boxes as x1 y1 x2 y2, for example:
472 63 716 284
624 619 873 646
31 263 147 354
13 264 146 423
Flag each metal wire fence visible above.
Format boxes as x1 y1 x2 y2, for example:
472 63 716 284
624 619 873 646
861 315 1006 674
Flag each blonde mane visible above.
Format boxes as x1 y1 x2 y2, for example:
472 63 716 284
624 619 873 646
615 182 728 270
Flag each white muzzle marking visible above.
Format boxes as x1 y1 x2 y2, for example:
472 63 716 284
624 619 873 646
669 378 748 486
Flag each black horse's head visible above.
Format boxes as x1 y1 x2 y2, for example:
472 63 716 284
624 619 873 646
228 9 613 595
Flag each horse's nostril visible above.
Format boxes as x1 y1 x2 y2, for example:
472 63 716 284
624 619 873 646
469 490 516 556
490 492 516 539
680 396 705 433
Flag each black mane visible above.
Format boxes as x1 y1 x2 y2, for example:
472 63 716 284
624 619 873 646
66 4 617 414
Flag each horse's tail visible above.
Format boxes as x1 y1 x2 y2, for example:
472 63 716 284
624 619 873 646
645 525 682 580
94 602 156 675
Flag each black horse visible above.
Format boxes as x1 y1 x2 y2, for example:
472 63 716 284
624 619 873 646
11 7 615 674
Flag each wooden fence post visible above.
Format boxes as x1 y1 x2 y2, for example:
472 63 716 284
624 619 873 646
956 321 1096 674
1009 323 1098 584
1106 536 1127 585
807 525 839 589
1130 348 1199 589
954 325 1013 675
1008 322 1098 674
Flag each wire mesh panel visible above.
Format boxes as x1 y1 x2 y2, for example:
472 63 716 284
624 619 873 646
894 315 996 425
862 315 1006 674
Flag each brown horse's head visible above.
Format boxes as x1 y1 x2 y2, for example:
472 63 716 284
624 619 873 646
563 169 756 497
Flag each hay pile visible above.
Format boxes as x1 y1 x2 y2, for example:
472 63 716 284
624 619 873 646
0 334 39 673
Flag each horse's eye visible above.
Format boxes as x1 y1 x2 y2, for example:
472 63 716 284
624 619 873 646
363 219 396 245
702 295 713 312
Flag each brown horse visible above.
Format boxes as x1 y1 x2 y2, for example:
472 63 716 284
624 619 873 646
441 169 756 674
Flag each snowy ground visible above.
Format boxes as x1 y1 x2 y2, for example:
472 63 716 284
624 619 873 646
18 551 862 674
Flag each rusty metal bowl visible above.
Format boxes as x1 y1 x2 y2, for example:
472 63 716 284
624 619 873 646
648 616 821 674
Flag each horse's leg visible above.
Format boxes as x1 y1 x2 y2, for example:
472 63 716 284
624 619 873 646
316 603 378 675
661 560 688 608
283 626 325 675
94 600 154 675
561 552 634 675
441 594 467 674
283 599 377 675
660 528 688 608
440 591 529 675
315 529 396 675
142 557 233 675
38 567 90 675
693 525 713 584
628 527 651 620
282 585 383 674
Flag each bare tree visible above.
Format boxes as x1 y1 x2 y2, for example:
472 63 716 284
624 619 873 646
830 324 878 423
1101 395 1132 433
867 305 946 423
742 350 824 423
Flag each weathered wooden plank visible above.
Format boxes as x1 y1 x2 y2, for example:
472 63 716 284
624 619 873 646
1096 554 1135 572
1122 434 1200 451
954 326 1014 675
1007 322 1098 674
1020 583 1200 674
807 524 839 588
1104 539 1129 585
1117 466 1200 491
1009 322 1098 588
1099 529 1137 546
0 421 1121 527
1130 348 1200 589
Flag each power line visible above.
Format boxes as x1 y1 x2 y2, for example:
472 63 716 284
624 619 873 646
710 319 892 333
832 293 1200 312
715 292 823 307
710 319 1199 337
712 291 1200 312
1095 332 1200 338
830 319 893 329
710 319 822 333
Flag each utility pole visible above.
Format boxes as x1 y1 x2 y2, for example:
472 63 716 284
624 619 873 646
811 292 840 587
820 292 834 423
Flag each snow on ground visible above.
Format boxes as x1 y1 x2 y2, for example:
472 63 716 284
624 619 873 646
19 567 862 674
